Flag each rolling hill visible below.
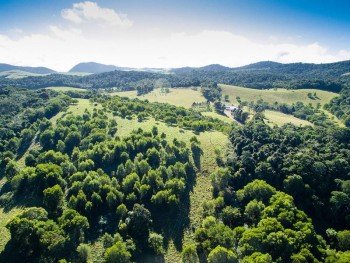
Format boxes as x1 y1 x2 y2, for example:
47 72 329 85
0 60 349 93
68 62 120 73
171 60 350 76
0 63 55 74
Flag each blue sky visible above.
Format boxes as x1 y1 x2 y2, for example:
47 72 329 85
0 0 349 71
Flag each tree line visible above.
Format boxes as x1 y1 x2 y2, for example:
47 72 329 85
181 117 350 262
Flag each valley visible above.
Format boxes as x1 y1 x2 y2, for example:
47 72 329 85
0 59 349 263
1 1 350 262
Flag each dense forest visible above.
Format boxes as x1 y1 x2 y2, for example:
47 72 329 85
0 60 350 262
325 87 350 126
191 118 350 262
1 60 349 93
0 89 233 262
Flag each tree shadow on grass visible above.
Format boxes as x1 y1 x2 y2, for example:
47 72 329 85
0 181 42 213
150 166 197 253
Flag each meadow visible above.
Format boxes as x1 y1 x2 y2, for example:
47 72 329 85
114 86 342 127
45 86 88 92
110 87 206 108
220 84 338 107
0 70 47 79
263 110 312 127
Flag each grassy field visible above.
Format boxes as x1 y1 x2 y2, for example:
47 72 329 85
201 111 234 124
263 110 312 127
45 86 87 92
220 84 344 126
113 86 342 127
220 84 338 107
110 88 206 108
0 177 24 253
0 207 23 252
66 98 101 115
0 70 47 79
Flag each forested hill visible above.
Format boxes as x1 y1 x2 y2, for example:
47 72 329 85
172 60 350 76
0 63 55 74
0 60 349 92
170 60 350 91
0 71 199 90
69 62 120 73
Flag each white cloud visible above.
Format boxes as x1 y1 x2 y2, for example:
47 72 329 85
135 30 350 68
0 1 349 72
61 9 83 24
61 1 132 28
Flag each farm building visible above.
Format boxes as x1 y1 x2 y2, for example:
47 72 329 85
224 104 238 111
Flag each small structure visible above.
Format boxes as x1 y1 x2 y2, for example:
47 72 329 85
224 104 237 111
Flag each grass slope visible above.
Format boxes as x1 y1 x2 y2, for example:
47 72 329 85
0 70 47 79
220 84 337 107
221 84 343 126
0 178 24 253
202 112 235 124
0 207 23 252
114 86 342 127
45 86 88 92
263 110 312 127
110 88 206 108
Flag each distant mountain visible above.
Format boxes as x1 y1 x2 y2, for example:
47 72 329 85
199 64 231 71
171 60 350 77
172 64 231 74
1 60 349 92
237 61 283 70
234 60 350 76
69 62 172 74
69 62 120 73
0 63 55 74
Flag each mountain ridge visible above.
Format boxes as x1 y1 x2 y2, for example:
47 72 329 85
2 60 350 75
0 63 55 74
68 62 121 73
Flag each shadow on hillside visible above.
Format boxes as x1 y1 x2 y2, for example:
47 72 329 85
136 253 165 263
150 165 197 254
0 181 41 213
0 241 31 263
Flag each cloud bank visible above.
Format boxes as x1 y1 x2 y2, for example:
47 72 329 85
61 1 132 28
0 2 349 71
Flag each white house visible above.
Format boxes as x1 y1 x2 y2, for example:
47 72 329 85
224 104 237 111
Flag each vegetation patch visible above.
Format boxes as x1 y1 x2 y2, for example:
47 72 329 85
263 110 312 127
110 87 205 109
220 84 338 107
45 86 88 92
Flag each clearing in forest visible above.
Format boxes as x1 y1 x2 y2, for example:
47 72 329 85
263 110 312 127
110 88 206 109
220 84 338 107
45 86 88 92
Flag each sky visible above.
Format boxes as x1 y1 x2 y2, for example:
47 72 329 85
0 0 349 71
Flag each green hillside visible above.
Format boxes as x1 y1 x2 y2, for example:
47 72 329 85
0 72 350 263
0 70 47 79
1 60 349 93
111 88 205 109
220 84 338 107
